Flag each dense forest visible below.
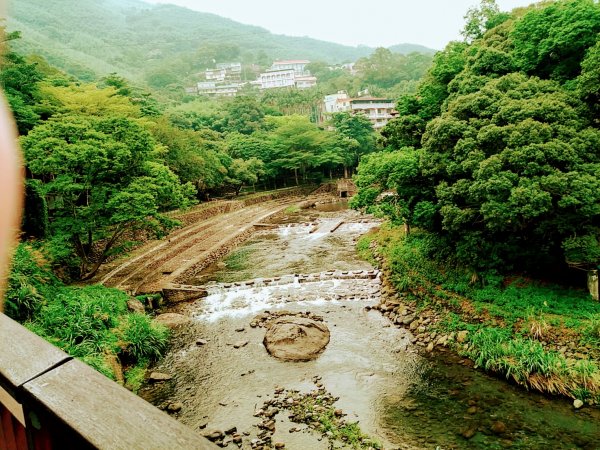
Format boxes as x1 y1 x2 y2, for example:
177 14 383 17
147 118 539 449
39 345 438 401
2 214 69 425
353 0 600 276
353 0 600 403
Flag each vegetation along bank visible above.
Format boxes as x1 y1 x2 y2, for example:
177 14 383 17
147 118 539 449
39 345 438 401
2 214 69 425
352 0 600 406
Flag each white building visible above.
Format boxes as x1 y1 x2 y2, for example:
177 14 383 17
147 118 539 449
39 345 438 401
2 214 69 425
350 97 396 129
258 69 296 89
322 93 396 129
204 68 226 82
295 75 317 89
197 81 241 97
271 60 310 75
216 62 242 73
324 91 351 114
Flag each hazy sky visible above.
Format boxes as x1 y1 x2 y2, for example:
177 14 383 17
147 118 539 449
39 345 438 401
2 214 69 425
143 0 535 50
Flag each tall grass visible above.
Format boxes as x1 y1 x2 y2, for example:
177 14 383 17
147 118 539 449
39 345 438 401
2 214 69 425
6 244 169 383
362 226 600 403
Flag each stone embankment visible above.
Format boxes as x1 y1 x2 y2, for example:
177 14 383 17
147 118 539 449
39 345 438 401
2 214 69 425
367 243 465 354
98 188 311 295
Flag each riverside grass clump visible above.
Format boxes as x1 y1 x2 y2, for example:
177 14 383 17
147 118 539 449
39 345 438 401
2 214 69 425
5 243 169 386
359 224 600 404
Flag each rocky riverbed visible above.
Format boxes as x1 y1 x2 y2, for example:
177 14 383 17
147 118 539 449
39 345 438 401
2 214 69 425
141 203 600 449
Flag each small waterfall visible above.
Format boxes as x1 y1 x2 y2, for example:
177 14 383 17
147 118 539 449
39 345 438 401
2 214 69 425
192 270 381 322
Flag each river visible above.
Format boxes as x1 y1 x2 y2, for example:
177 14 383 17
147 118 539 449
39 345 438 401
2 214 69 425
141 202 600 449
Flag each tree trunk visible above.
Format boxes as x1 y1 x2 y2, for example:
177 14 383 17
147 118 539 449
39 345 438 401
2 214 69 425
344 166 349 179
294 168 299 186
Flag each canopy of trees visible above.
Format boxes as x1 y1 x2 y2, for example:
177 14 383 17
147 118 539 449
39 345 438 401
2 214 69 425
353 0 600 275
1 29 381 279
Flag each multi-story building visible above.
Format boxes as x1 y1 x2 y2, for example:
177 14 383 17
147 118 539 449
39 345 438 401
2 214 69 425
197 81 241 97
322 93 396 129
271 60 310 75
204 68 227 82
258 69 296 89
350 97 396 129
295 75 317 89
205 63 242 83
324 91 351 114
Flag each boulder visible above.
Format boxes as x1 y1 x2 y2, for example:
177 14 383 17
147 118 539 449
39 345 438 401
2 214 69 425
167 402 183 413
127 299 145 313
154 313 189 329
491 421 507 435
573 399 584 409
149 372 172 382
263 316 330 361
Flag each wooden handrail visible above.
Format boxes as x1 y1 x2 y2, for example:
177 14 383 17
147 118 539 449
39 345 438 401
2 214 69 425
0 313 216 449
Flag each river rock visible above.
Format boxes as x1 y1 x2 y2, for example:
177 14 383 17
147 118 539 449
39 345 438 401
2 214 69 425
573 399 584 409
127 298 145 313
263 316 330 361
401 314 416 325
202 429 224 441
457 330 469 343
167 402 183 412
154 313 189 329
149 372 172 382
491 421 507 435
233 340 248 349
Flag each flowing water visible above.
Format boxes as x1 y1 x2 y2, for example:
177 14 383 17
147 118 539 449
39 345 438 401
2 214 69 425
141 203 600 449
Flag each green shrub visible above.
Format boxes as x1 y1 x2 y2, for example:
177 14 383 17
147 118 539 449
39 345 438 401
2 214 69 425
5 244 58 320
32 286 127 356
120 313 169 359
124 359 150 393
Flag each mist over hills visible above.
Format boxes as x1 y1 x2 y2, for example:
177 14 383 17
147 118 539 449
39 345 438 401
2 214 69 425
6 0 436 83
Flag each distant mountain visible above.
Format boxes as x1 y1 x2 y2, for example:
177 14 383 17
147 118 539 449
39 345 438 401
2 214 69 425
388 43 437 55
5 0 436 85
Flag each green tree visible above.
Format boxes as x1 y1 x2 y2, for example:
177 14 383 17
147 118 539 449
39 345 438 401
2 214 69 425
0 30 44 134
223 95 265 134
461 0 508 42
21 115 195 279
331 112 376 176
267 115 325 185
578 40 600 121
223 157 265 194
510 0 600 82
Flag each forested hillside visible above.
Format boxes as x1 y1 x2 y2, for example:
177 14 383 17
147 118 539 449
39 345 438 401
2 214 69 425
355 0 600 275
353 0 600 404
6 0 434 89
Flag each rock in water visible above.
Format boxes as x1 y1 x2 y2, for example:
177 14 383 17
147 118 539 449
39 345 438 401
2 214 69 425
573 399 584 409
263 316 330 361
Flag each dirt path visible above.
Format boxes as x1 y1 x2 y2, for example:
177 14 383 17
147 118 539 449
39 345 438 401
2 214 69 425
98 196 304 294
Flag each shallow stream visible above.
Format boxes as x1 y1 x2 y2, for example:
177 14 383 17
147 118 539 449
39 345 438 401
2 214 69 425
142 203 600 449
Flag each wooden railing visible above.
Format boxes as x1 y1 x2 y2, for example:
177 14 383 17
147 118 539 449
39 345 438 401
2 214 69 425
0 313 216 449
